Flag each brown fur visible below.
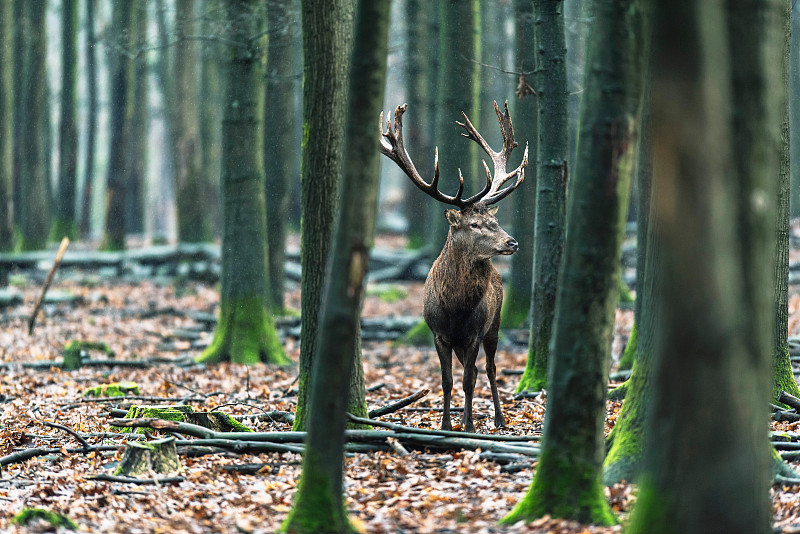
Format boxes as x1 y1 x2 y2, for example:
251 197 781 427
423 203 518 432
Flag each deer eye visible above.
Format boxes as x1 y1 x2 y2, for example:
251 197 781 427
470 222 479 229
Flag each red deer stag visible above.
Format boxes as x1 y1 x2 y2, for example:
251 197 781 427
379 101 528 433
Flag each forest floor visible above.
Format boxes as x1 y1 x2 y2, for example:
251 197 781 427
3 235 800 533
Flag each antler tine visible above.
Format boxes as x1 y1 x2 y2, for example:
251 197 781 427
461 160 494 205
494 100 518 161
379 104 469 208
483 142 529 206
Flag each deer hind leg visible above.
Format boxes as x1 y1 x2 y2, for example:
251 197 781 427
460 341 481 433
434 336 454 431
483 335 506 429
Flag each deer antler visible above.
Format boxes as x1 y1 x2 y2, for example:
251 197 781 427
457 100 529 206
379 102 527 209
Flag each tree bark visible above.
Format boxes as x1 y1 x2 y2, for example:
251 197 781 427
199 0 223 239
628 1 780 532
80 0 98 240
503 0 637 526
515 0 568 393
125 3 148 236
282 1 389 532
293 0 355 431
196 0 288 367
0 0 13 251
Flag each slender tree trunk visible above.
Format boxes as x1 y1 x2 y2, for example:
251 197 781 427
102 0 135 251
503 0 537 329
53 0 79 241
503 0 638 526
0 0 13 251
126 3 148 236
264 0 295 314
293 0 355 431
403 0 432 250
197 0 288 367
774 1 800 401
282 3 389 531
200 0 222 238
629 1 780 532
80 0 98 239
11 0 23 232
515 0 568 393
18 0 50 251
431 0 480 250
790 5 800 217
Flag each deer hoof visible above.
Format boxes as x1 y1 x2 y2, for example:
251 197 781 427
441 420 452 432
494 417 506 429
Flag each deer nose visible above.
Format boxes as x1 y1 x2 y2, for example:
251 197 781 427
507 238 518 252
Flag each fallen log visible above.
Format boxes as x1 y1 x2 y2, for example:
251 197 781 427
368 388 429 418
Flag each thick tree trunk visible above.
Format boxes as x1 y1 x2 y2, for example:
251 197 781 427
282 2 389 533
293 0 355 431
515 0 568 393
197 0 288 367
264 0 296 314
126 4 148 236
80 0 98 239
503 0 537 329
53 0 79 241
102 0 135 251
18 1 50 251
199 0 222 239
0 0 12 251
629 1 780 532
502 0 637 526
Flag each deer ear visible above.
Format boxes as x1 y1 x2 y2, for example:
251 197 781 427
487 206 499 216
445 209 462 226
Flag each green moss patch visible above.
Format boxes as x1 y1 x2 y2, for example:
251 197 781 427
366 283 408 303
11 508 77 530
63 340 115 370
83 381 139 398
393 319 433 346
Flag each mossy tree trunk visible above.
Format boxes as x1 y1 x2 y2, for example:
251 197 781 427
515 0 568 393
0 0 13 251
293 0 355 431
430 0 480 250
281 2 389 533
502 0 638 526
774 1 800 402
196 0 288 367
628 1 780 532
80 0 98 239
18 0 50 251
403 0 433 250
264 0 296 314
53 0 79 241
102 0 135 251
126 3 148 235
503 0 537 329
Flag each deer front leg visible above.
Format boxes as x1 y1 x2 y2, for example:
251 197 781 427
484 335 505 429
434 336 454 431
461 341 481 433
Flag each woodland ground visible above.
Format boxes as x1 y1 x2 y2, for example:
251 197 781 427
3 235 800 533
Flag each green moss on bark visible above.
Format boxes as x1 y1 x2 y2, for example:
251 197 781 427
500 449 617 526
774 343 800 404
12 508 77 530
617 321 638 371
197 296 289 365
83 381 139 397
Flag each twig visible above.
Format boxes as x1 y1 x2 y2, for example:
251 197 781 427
155 370 208 398
58 395 207 405
368 388 429 418
42 421 91 452
1 445 120 467
88 474 186 485
28 237 70 335
347 413 541 442
386 437 409 456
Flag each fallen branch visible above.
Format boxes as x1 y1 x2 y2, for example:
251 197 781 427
28 237 70 335
780 390 800 411
1 445 120 467
87 474 185 485
347 413 541 442
368 388 429 418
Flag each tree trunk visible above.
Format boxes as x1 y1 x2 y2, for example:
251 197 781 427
53 0 79 241
774 1 800 401
503 0 537 329
102 0 135 251
126 3 148 236
403 0 433 250
502 0 637 526
18 0 50 251
515 0 568 393
430 0 480 250
790 5 800 217
282 2 389 532
80 0 98 239
200 0 222 238
170 0 211 243
0 0 13 251
628 1 780 532
293 0 355 431
264 0 296 314
196 0 288 367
